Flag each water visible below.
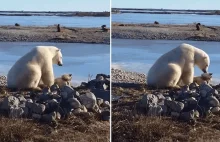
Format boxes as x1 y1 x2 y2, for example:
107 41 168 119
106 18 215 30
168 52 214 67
112 13 220 26
0 16 110 27
112 39 220 84
0 42 110 86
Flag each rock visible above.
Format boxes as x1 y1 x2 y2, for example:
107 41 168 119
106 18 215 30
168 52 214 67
180 110 195 121
138 94 158 109
79 92 97 109
147 105 162 116
1 96 19 110
50 84 59 92
96 75 104 81
9 107 24 118
200 90 207 97
171 112 180 118
42 87 51 94
23 107 29 117
101 110 110 121
102 101 110 108
199 82 213 92
45 99 59 113
61 92 68 100
165 97 172 101
209 89 219 97
81 105 88 112
73 108 82 114
18 95 26 103
161 105 167 115
211 107 220 113
26 99 33 103
157 93 165 100
191 92 200 98
56 112 61 119
91 88 110 101
93 104 100 113
165 100 184 112
41 112 56 123
68 98 81 109
97 98 104 106
189 82 198 90
26 102 46 114
60 85 75 97
182 85 189 92
32 113 42 120
207 96 219 107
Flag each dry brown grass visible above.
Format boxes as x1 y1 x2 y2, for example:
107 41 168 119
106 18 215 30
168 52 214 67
0 113 109 142
112 86 220 142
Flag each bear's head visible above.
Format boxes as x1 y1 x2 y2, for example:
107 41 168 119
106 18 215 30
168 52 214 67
196 53 210 73
53 49 63 66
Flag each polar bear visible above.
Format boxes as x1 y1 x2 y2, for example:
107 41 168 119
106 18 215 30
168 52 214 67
54 74 72 87
7 46 63 90
147 43 210 88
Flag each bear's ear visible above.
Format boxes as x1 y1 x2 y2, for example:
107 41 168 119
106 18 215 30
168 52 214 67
69 74 72 77
56 49 61 52
209 73 213 76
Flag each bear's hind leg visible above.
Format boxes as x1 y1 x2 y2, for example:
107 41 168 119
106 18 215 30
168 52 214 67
163 63 182 88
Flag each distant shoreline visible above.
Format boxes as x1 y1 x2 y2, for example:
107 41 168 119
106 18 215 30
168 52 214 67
112 8 220 15
0 11 110 17
0 26 110 44
112 23 220 42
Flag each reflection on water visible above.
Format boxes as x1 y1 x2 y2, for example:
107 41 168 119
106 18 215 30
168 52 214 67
112 39 220 84
0 42 110 85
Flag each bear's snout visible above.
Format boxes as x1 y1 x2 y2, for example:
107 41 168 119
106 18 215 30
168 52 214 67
58 61 62 66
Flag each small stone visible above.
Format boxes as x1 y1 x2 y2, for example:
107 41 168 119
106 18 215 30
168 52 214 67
102 101 110 108
32 113 42 120
211 107 220 113
9 107 24 118
101 110 110 121
207 96 219 107
81 105 88 112
189 83 198 90
26 102 46 114
1 96 19 110
191 92 200 98
68 98 81 109
138 94 158 109
180 110 195 122
97 98 104 106
147 105 162 116
165 97 172 101
79 92 97 109
56 112 61 119
61 92 68 99
165 100 184 112
199 82 213 92
50 84 59 92
200 90 207 97
73 108 82 114
41 112 56 123
18 95 26 103
171 112 180 118
26 99 33 103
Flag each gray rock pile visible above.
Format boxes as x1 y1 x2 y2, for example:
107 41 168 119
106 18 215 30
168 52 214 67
136 82 220 122
111 68 146 84
0 74 110 125
0 75 7 86
80 74 110 101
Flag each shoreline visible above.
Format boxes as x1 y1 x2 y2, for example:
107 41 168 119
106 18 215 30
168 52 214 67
0 26 110 44
112 8 220 15
112 23 220 42
0 11 110 17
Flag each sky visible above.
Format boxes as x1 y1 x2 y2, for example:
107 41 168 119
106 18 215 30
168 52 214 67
0 0 110 11
112 0 220 10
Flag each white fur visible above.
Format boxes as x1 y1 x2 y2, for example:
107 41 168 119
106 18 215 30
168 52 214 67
7 46 63 90
147 43 210 88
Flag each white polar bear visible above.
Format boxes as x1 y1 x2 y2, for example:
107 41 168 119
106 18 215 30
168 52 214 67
7 46 63 90
147 43 210 88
